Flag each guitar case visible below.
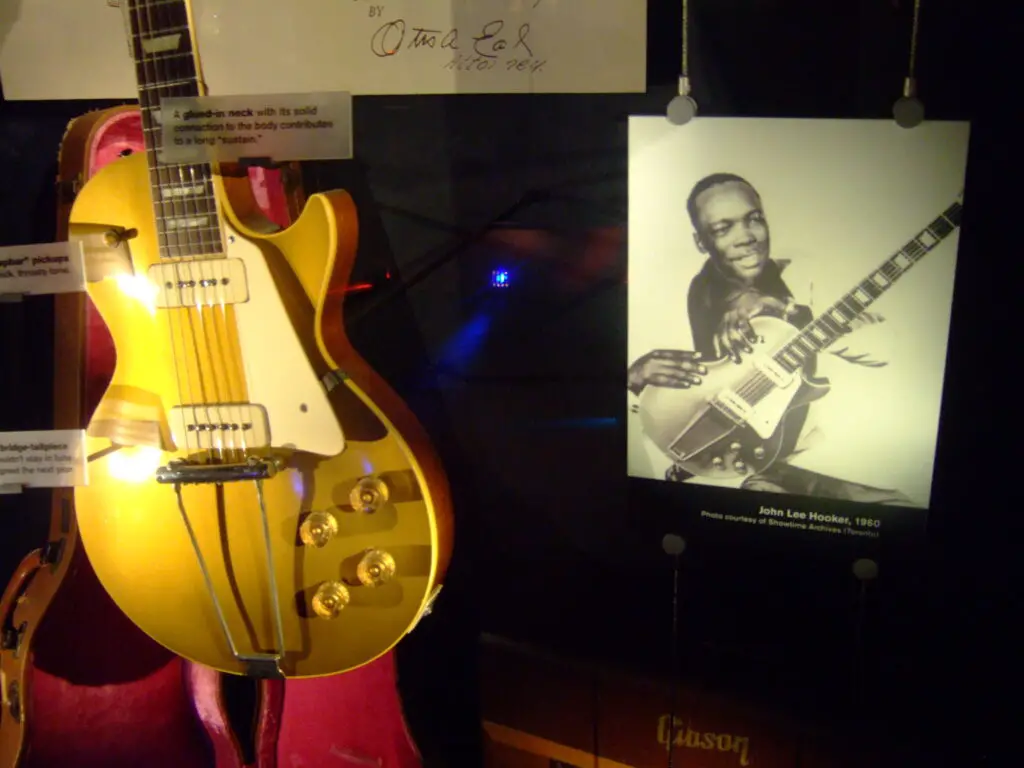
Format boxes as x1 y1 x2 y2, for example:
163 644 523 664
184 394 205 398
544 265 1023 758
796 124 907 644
0 105 423 768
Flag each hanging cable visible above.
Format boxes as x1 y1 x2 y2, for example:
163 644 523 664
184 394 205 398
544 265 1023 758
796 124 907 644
667 0 698 125
893 0 925 128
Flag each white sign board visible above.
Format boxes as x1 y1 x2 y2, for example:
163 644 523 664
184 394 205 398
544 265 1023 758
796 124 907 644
159 92 354 164
0 241 85 297
0 0 647 101
0 430 88 493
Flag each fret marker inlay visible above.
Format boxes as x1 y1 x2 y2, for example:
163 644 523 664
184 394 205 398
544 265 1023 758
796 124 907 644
165 216 212 230
161 183 208 199
141 34 183 55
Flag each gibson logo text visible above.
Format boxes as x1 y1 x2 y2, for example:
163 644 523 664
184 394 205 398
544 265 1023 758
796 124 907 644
656 715 752 766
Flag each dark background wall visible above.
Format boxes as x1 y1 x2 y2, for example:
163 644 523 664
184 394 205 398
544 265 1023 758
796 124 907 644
1 0 1014 764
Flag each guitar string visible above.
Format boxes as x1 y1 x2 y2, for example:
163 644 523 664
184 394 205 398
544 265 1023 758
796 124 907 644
164 0 228 465
133 0 196 458
190 161 239 461
143 0 213 463
149 0 213 463
158 0 225 464
153 5 217 463
178 0 245 462
192 48 246 463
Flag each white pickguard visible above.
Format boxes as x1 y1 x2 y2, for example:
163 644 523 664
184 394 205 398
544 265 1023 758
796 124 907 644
227 226 344 457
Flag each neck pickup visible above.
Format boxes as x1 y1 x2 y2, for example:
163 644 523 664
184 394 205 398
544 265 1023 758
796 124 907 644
150 259 249 308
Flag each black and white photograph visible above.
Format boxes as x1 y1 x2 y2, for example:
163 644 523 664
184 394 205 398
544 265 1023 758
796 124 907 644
627 117 970 510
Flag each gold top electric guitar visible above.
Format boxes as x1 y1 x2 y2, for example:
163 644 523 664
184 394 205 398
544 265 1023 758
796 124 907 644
69 0 453 678
639 195 963 481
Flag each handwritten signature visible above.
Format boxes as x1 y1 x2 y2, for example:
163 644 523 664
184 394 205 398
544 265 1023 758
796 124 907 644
370 19 535 60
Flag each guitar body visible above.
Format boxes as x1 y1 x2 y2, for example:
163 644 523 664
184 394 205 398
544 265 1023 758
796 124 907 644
638 315 830 481
69 151 453 678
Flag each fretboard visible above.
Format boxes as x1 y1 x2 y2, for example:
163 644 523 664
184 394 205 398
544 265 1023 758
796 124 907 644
127 0 222 260
772 200 963 373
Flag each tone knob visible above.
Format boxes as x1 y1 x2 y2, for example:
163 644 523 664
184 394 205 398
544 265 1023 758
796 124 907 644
729 441 742 452
299 511 339 548
350 476 390 513
356 548 397 587
752 446 766 459
311 581 350 619
734 460 747 473
711 456 725 468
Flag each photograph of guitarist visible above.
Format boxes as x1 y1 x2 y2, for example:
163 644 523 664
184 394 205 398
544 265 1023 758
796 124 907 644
628 172 912 505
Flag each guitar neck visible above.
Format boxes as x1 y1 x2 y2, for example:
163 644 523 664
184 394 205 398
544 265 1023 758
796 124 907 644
772 199 963 372
127 0 223 260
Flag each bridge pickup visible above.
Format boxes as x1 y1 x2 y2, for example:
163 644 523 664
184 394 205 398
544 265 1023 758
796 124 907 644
169 404 270 452
155 457 283 486
149 259 249 308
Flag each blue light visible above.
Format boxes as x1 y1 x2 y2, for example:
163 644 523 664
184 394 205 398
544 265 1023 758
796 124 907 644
490 268 511 289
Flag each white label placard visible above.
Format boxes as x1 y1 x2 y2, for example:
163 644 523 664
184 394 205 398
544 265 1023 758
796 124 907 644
0 430 88 492
0 0 646 101
159 92 353 164
0 242 85 297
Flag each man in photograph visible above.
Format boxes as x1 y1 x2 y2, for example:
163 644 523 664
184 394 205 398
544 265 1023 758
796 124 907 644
628 172 911 505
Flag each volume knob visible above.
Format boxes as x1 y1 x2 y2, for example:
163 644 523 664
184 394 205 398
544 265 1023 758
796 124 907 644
733 460 747 473
311 581 350 619
350 476 390 513
356 548 397 587
299 511 338 548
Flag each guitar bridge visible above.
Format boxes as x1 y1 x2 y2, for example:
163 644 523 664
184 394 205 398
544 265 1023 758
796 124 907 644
155 456 283 486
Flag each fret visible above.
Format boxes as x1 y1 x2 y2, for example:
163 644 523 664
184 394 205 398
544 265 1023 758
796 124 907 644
159 245 225 261
831 303 856 323
133 51 193 65
794 336 817 355
904 239 925 261
879 260 901 280
817 312 846 336
131 0 183 10
139 78 197 91
132 24 191 39
135 81 198 107
928 215 954 239
858 279 882 300
943 203 962 227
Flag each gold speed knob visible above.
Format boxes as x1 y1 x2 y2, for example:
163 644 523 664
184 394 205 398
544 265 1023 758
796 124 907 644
299 511 339 548
350 476 390 513
356 549 396 587
311 581 350 619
